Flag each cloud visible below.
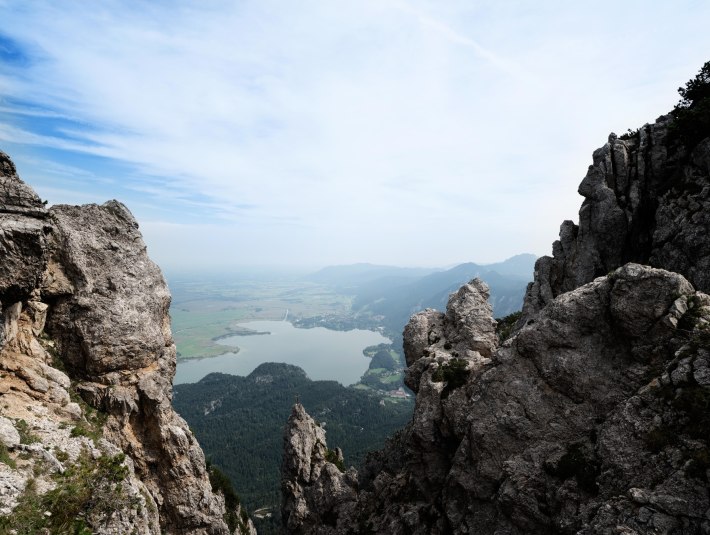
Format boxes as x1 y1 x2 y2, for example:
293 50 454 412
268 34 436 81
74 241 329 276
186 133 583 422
1 1 710 268
389 0 528 81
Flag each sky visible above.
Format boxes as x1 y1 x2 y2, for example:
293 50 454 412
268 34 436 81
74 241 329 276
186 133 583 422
0 1 709 271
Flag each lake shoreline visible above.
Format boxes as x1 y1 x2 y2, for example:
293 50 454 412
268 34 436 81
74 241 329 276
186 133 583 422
211 327 270 343
175 320 390 385
176 346 240 363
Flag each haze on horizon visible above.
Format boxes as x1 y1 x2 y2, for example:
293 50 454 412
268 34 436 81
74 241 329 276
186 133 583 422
1 1 709 271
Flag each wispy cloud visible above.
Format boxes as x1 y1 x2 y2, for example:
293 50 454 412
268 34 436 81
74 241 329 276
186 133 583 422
389 0 527 80
0 123 98 153
0 105 72 120
1 1 709 268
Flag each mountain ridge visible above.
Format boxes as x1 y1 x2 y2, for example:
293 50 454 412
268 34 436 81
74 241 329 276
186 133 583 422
307 254 536 288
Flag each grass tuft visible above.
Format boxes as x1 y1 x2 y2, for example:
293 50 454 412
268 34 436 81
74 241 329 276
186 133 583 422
0 449 135 534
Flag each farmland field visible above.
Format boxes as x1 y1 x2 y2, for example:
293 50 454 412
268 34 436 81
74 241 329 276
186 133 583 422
168 274 354 361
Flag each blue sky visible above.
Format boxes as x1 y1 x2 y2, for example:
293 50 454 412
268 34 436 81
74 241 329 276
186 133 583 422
1 1 709 270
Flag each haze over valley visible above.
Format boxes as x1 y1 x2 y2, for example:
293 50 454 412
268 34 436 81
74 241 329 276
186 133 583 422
168 254 535 389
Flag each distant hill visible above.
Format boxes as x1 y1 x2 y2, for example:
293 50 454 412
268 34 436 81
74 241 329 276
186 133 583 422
173 362 412 533
334 254 536 332
475 253 538 278
304 263 439 289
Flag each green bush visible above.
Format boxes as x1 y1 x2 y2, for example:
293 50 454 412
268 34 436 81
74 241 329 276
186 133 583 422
324 449 345 473
15 419 40 445
619 128 640 141
370 350 397 371
432 358 470 398
0 443 16 469
69 424 90 438
670 60 710 147
54 447 69 463
495 311 522 342
207 460 244 533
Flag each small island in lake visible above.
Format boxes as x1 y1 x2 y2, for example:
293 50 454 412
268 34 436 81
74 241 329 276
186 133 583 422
212 325 271 342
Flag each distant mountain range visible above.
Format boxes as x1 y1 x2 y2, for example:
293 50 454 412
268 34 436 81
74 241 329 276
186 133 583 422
306 254 536 331
304 263 438 288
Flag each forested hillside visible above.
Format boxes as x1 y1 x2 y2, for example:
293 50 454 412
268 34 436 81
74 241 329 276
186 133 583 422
173 363 412 533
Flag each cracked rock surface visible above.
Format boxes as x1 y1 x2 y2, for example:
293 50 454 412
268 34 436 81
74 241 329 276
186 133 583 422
0 151 250 534
522 119 710 320
283 266 710 534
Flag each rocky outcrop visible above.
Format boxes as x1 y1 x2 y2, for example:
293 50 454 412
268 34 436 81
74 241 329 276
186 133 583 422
282 403 358 533
284 266 710 534
0 150 248 534
523 118 710 320
282 98 710 533
0 153 48 340
403 279 498 392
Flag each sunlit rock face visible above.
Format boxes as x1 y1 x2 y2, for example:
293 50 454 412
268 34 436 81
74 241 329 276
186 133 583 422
281 111 710 534
0 150 247 534
282 403 359 534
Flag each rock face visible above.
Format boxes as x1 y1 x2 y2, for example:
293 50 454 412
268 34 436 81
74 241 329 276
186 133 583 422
0 153 48 327
522 118 710 320
282 403 359 533
284 267 710 534
0 150 250 534
282 108 710 533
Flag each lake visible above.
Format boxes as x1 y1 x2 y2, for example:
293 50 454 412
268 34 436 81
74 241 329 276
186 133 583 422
174 320 390 385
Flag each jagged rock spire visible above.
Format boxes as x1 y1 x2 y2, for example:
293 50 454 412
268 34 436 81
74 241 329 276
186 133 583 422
282 403 358 534
0 150 46 216
522 117 710 320
0 150 236 534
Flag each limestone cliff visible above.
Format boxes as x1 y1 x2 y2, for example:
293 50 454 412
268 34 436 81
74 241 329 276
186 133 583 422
282 403 359 533
522 115 710 320
282 89 710 532
0 151 254 534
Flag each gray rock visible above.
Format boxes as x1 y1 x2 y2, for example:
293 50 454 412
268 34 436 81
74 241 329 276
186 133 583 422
0 416 20 448
403 279 497 393
43 200 230 534
283 264 710 533
46 201 171 376
0 152 235 534
0 151 48 321
522 119 710 321
280 98 710 535
443 279 497 358
0 150 47 216
282 403 358 534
